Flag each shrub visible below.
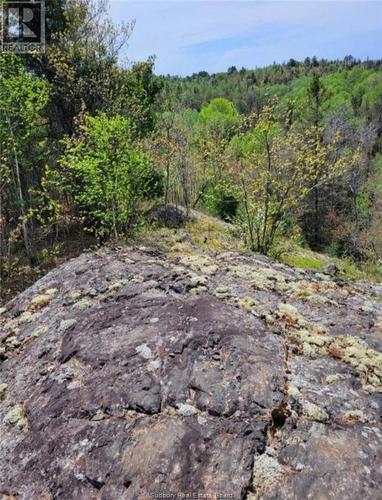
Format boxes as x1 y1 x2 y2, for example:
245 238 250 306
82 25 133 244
59 113 160 240
204 184 239 221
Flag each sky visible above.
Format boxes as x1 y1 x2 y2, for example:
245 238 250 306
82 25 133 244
109 1 382 76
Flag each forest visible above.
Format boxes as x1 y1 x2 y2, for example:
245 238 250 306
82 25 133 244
1 0 382 302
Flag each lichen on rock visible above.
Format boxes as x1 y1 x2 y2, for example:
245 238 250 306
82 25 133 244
304 402 330 422
28 288 57 311
4 405 26 429
0 244 381 498
250 452 283 499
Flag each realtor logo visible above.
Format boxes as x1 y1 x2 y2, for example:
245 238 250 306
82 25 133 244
1 0 45 53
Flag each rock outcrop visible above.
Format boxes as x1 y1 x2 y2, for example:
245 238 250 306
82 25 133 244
0 245 381 499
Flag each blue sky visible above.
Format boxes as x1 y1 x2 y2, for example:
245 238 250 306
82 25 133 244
109 1 382 76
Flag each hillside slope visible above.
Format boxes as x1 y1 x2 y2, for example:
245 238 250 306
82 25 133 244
0 238 381 498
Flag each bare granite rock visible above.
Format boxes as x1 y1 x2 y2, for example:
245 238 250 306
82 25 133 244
0 245 381 499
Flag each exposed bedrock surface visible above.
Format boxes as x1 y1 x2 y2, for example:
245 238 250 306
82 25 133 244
0 246 381 499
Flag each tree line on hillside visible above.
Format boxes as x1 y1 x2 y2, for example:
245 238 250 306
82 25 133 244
160 56 382 113
1 0 382 301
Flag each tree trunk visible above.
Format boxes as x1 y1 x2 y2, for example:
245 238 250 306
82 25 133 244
7 115 31 258
313 182 319 248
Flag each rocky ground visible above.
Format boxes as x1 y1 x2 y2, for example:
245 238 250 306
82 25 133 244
0 237 381 499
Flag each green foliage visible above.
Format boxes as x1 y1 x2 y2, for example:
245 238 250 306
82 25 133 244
197 98 240 138
0 54 48 257
26 0 160 138
117 61 163 137
370 154 382 192
227 101 355 254
0 55 48 147
2 47 382 300
270 236 381 281
0 0 165 299
153 61 381 263
161 57 382 114
142 168 165 200
282 253 324 271
58 113 160 240
203 183 239 221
